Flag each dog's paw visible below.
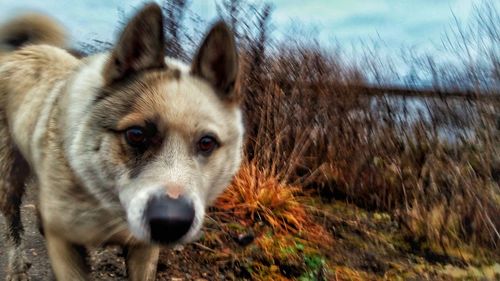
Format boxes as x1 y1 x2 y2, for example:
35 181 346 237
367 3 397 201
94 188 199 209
6 254 31 281
6 272 30 281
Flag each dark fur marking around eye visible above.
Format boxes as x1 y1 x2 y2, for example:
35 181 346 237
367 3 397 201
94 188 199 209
124 121 162 179
88 71 178 179
127 147 158 179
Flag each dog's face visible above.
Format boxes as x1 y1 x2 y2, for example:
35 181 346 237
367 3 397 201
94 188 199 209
67 4 242 244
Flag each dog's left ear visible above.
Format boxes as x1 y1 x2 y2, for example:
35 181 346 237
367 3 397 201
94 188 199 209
191 21 238 101
104 3 166 84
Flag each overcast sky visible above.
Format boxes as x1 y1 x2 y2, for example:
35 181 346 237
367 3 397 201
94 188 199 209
0 0 487 56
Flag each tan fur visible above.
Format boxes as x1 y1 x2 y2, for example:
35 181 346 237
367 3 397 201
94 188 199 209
0 3 242 281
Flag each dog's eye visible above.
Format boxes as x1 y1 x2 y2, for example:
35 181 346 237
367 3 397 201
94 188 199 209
125 127 147 148
123 123 159 150
197 135 219 155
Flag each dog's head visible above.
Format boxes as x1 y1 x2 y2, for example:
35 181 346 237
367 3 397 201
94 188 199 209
67 3 242 245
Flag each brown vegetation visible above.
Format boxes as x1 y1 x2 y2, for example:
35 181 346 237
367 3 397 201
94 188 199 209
80 0 500 279
205 0 499 279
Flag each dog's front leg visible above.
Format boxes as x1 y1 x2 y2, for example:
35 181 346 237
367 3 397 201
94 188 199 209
126 245 159 281
45 230 88 280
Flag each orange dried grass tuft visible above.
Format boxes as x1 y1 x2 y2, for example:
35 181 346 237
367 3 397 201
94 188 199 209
215 161 308 233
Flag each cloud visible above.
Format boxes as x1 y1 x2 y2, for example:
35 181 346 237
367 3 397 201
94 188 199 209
0 0 484 54
274 0 474 56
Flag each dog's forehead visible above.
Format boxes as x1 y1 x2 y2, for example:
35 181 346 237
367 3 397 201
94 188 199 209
123 70 236 135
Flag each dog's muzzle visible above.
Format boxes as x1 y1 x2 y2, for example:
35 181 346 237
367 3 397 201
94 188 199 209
145 194 195 244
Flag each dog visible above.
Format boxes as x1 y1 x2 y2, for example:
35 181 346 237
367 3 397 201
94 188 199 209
0 3 243 280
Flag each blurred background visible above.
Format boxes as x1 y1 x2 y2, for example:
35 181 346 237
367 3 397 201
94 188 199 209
0 0 487 82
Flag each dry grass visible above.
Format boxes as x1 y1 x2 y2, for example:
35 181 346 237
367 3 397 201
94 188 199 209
210 0 500 256
215 161 307 233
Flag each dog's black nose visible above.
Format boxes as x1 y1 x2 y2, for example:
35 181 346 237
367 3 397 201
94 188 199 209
145 195 195 244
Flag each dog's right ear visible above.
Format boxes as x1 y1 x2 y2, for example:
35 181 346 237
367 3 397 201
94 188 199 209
103 3 166 84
